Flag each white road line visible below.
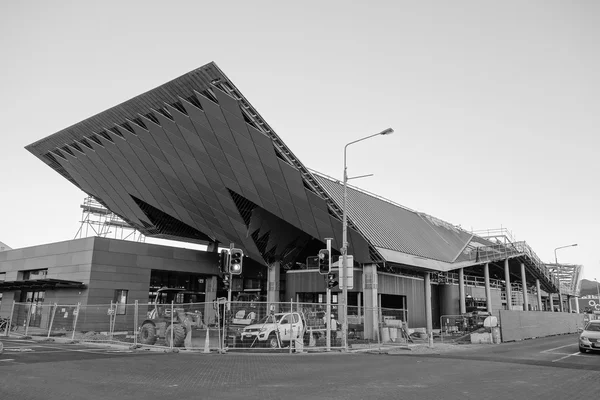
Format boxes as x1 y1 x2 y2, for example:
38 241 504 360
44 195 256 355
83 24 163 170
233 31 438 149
551 352 580 362
541 344 574 353
0 359 15 362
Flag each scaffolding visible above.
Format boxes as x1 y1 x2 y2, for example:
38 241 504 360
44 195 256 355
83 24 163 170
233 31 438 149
74 197 145 242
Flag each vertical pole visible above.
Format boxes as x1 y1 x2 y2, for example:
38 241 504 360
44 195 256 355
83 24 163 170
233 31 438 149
520 263 529 311
326 238 332 351
484 263 492 313
341 155 348 353
24 302 33 337
575 297 580 313
228 243 233 312
504 259 512 310
357 292 362 324
71 303 80 341
6 301 16 337
425 272 433 348
459 268 466 314
170 301 174 350
289 298 293 354
47 303 58 339
536 279 542 311
216 301 221 353
134 300 139 347
549 293 555 312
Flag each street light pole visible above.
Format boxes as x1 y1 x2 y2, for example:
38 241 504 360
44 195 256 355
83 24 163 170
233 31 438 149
341 127 393 351
554 243 577 312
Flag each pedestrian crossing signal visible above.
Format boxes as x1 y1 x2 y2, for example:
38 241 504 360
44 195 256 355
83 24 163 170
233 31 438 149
318 249 330 275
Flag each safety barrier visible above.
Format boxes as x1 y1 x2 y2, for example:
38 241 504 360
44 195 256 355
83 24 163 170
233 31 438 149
440 312 501 344
1 300 414 352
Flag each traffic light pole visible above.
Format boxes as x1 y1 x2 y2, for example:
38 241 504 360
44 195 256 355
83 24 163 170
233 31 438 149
227 242 234 311
326 238 332 351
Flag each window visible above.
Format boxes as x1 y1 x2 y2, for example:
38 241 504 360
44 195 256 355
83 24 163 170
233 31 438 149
113 289 128 315
22 269 47 280
0 273 4 307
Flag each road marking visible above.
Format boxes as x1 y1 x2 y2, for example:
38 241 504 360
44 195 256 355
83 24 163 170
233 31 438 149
541 344 574 353
0 359 15 362
551 352 580 362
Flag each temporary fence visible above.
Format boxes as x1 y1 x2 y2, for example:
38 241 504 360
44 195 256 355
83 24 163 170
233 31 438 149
1 300 412 352
439 312 501 343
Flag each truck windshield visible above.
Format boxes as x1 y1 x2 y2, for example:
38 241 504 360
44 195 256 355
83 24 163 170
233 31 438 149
257 314 285 324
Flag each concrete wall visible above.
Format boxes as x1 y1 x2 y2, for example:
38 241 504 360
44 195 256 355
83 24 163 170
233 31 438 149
499 310 585 342
0 237 95 317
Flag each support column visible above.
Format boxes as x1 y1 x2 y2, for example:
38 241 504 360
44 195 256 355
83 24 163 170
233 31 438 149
504 259 512 310
575 297 580 313
459 268 466 314
424 272 433 347
267 261 281 312
549 293 555 312
520 263 529 311
363 264 379 340
203 276 217 326
484 263 492 313
567 296 572 313
558 293 564 312
536 279 542 311
357 292 362 322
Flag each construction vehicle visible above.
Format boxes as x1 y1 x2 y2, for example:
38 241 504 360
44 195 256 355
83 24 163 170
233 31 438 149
138 287 205 347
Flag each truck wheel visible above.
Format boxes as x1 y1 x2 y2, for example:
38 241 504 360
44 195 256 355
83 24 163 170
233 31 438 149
139 323 157 345
165 324 186 348
267 334 279 349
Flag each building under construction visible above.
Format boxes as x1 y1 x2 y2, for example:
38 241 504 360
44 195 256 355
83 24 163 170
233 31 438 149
0 62 584 339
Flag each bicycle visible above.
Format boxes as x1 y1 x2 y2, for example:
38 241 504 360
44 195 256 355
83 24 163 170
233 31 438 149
0 317 18 335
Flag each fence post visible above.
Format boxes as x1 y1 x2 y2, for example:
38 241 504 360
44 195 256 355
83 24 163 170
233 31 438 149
134 300 138 347
170 301 174 350
289 298 293 354
108 300 115 341
6 301 16 337
47 303 58 339
71 303 81 341
24 302 33 337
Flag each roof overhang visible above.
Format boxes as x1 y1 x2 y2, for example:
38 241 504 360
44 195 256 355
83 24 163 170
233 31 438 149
0 279 86 292
376 247 455 272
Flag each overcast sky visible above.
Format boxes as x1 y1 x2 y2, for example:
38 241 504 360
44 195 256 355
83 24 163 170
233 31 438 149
1 1 598 280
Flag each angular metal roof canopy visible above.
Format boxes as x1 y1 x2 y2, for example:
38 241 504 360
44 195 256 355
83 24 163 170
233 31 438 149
26 62 379 266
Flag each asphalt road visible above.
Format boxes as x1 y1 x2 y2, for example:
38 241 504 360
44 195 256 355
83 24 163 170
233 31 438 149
1 334 598 399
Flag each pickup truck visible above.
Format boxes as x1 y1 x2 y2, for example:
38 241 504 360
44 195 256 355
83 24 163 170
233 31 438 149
241 312 305 348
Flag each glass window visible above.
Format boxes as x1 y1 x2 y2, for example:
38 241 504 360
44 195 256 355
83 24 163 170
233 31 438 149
23 269 48 280
0 273 4 307
113 289 128 315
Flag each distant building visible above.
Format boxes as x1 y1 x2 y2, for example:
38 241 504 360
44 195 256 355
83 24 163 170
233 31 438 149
0 241 11 252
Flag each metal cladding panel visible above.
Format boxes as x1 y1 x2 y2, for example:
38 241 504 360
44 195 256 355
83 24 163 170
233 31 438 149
26 62 381 266
314 174 472 263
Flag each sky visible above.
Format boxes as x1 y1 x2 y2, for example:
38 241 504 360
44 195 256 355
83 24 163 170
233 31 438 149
1 1 598 280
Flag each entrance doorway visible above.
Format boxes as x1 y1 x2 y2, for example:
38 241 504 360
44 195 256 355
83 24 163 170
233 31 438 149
20 291 45 327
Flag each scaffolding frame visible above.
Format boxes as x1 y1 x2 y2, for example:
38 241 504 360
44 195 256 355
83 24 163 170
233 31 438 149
74 196 145 242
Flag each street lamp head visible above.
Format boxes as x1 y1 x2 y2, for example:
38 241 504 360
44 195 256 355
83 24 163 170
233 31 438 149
379 128 394 136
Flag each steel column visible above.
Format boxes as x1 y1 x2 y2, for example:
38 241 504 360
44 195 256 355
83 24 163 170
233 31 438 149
504 259 512 310
459 268 466 314
484 263 492 313
520 263 529 311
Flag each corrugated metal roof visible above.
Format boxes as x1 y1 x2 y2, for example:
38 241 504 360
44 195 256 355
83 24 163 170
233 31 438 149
314 173 473 263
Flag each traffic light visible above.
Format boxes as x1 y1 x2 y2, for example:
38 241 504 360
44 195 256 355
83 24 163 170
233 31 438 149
223 274 230 290
318 249 330 275
229 248 244 275
327 273 338 289
218 250 229 274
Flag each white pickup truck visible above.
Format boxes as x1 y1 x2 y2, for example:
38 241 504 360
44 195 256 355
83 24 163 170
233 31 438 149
241 312 305 348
